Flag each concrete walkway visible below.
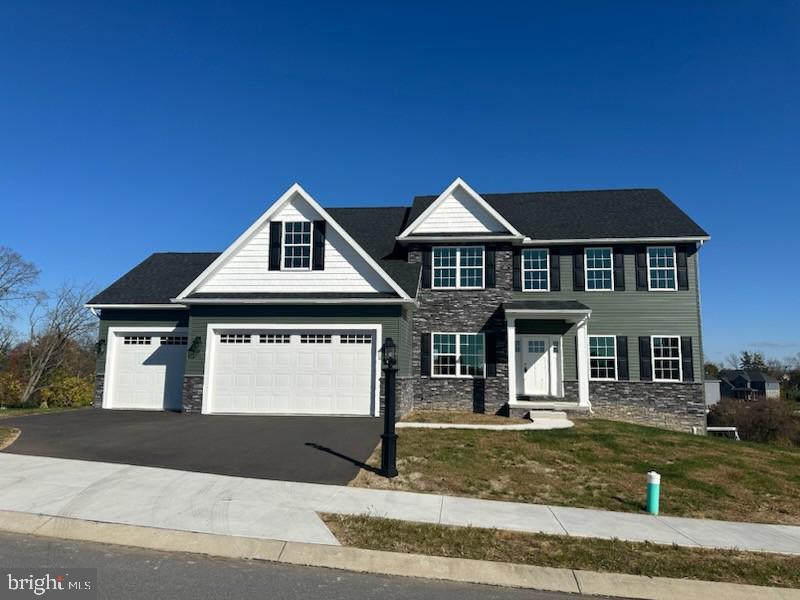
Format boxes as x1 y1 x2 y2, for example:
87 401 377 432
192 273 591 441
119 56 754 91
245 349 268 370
1 453 799 554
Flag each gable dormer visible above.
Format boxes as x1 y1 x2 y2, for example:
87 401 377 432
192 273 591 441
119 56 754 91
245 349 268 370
398 177 522 239
176 184 410 299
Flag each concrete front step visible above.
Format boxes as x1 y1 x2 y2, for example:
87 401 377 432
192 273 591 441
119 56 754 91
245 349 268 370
527 410 569 420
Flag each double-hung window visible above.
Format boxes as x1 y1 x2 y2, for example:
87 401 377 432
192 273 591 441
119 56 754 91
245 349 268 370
522 249 549 291
647 247 677 290
283 222 312 269
651 336 682 382
432 247 484 289
432 333 485 377
585 248 613 290
589 336 617 380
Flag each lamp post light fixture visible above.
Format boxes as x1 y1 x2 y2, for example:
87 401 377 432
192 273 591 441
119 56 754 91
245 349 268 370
188 336 202 358
380 337 399 478
95 339 106 355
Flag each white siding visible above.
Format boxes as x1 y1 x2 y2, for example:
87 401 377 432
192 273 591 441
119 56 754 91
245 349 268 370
197 194 393 294
413 187 506 234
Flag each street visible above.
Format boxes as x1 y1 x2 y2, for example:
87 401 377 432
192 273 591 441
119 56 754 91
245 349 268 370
0 532 607 599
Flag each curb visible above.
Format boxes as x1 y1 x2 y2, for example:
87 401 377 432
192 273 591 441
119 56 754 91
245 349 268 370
396 421 573 431
0 510 797 599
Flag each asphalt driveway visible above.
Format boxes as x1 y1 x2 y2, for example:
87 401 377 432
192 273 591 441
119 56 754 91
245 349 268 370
0 409 383 485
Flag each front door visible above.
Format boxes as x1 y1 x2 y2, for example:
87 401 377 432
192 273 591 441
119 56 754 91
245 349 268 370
516 335 562 397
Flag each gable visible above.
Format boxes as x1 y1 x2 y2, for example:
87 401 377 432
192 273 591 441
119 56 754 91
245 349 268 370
412 187 506 234
187 189 398 296
399 178 522 238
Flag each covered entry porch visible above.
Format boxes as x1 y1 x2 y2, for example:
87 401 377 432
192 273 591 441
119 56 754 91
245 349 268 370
504 301 592 410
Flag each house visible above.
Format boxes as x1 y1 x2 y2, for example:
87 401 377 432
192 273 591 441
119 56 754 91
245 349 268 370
87 178 710 431
718 370 781 400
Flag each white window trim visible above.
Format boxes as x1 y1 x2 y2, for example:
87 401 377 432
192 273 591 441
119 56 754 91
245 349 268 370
646 246 678 291
431 332 486 378
281 221 313 271
521 248 550 292
588 334 618 381
432 246 485 290
650 335 683 383
584 247 614 292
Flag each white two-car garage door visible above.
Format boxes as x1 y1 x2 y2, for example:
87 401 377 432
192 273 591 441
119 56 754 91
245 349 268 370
206 329 377 416
104 330 187 411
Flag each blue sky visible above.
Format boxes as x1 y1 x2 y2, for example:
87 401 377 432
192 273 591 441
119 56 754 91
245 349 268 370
1 1 798 363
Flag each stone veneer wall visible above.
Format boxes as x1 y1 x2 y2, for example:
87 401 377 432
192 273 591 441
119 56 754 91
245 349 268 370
380 375 415 420
92 375 104 408
408 246 513 415
182 375 204 414
589 381 706 432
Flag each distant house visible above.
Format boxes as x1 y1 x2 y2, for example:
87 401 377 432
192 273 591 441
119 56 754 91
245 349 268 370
719 370 780 400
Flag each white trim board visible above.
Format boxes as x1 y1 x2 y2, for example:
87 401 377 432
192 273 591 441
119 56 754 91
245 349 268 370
201 323 383 417
398 177 523 238
86 304 187 310
175 183 411 300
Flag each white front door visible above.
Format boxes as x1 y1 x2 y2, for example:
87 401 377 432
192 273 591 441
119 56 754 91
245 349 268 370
516 335 562 397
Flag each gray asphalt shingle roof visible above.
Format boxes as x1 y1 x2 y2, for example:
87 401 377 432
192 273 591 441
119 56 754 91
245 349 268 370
89 187 705 305
409 188 709 239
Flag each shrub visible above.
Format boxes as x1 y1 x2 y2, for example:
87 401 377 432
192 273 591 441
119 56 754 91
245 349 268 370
39 375 93 408
708 397 800 446
0 371 23 407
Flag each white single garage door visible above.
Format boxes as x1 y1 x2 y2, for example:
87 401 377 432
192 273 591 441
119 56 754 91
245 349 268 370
105 331 187 411
206 329 376 415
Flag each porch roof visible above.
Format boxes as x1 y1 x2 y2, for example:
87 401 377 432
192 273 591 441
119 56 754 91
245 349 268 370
504 300 590 312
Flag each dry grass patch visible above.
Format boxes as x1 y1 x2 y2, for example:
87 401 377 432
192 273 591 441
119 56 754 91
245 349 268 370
0 427 19 450
350 418 800 524
323 514 800 589
401 410 528 425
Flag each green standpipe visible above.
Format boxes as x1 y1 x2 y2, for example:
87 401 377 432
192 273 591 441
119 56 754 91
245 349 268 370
646 471 661 515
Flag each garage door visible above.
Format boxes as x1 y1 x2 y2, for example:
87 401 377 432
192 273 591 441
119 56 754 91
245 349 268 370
105 332 187 411
207 330 376 415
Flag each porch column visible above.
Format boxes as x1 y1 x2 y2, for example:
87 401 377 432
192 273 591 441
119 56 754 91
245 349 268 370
575 316 590 407
506 317 516 405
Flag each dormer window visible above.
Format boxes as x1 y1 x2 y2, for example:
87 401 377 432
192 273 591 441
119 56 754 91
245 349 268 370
433 246 484 289
283 222 312 270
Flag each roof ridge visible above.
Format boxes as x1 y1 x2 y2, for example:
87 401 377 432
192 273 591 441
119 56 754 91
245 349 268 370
414 187 662 200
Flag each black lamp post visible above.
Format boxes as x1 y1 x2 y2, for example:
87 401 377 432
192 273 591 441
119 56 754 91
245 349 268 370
380 337 399 478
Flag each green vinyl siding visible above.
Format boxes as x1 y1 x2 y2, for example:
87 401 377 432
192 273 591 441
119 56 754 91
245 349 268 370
185 304 409 376
95 309 190 375
514 247 703 381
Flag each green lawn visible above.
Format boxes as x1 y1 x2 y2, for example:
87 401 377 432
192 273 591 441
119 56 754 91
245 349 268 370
0 406 87 419
351 418 800 524
324 514 800 589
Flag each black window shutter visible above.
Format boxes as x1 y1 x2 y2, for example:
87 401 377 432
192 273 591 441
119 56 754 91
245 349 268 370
635 248 648 290
512 247 522 291
312 220 326 271
549 248 560 291
681 336 694 381
616 336 629 380
677 246 689 290
268 221 282 271
420 333 431 376
421 249 432 288
485 332 497 376
639 336 652 381
573 249 585 291
613 248 625 291
485 247 496 288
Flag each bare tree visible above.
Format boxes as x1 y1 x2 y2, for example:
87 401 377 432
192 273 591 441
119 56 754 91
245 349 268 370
724 352 741 369
0 247 40 318
18 283 96 406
